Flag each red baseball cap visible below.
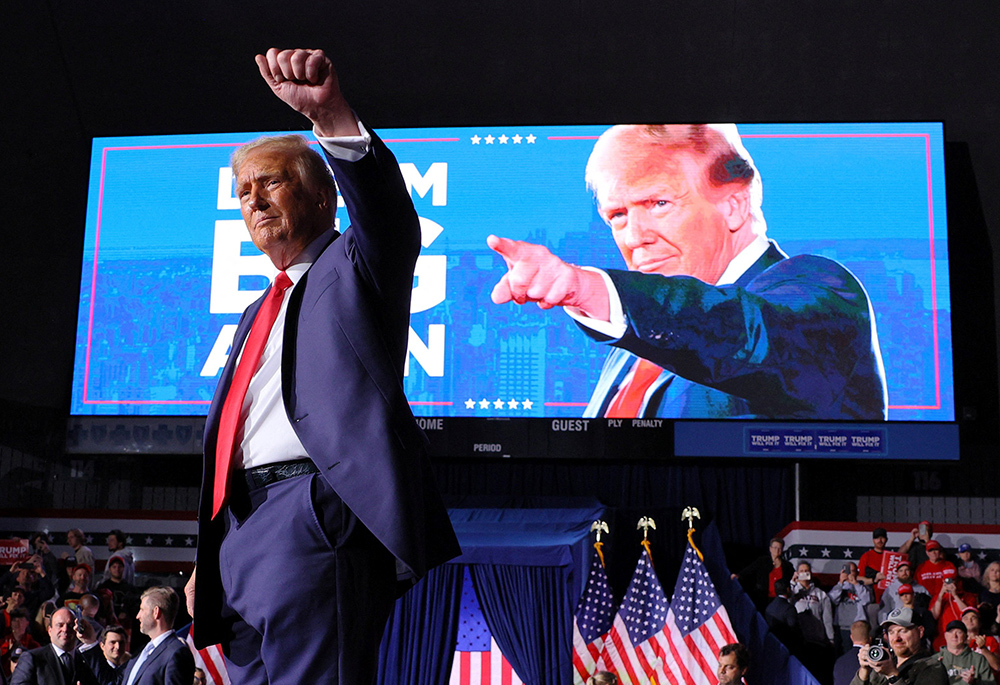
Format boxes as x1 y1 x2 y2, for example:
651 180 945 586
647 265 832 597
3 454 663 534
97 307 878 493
926 540 942 551
898 584 913 595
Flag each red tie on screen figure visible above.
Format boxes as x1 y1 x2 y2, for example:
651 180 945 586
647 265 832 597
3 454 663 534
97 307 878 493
212 271 292 518
599 543 737 685
605 359 664 419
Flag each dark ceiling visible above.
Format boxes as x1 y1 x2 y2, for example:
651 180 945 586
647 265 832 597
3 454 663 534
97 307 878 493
5 0 1000 419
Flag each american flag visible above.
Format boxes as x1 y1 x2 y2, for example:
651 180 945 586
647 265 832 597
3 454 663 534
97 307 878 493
572 547 616 684
177 625 230 685
449 568 524 685
600 543 737 685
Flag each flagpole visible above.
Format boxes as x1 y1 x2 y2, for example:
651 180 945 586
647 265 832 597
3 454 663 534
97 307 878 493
682 506 702 560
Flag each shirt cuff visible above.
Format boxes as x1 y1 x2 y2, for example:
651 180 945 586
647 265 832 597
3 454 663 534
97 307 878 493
564 268 627 339
314 117 372 162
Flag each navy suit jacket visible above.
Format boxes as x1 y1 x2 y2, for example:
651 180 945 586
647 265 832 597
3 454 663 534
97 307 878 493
10 645 99 685
119 634 193 685
81 647 124 685
194 132 460 647
833 645 862 685
582 242 887 420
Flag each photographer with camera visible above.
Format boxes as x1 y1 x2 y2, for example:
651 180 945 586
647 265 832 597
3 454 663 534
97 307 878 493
900 522 936 571
9 606 99 685
852 607 948 684
832 563 874 653
933 570 970 651
792 561 836 647
0 559 53 620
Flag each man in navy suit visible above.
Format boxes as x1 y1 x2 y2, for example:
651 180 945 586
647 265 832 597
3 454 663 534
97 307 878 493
834 621 871 685
489 124 887 420
81 626 127 685
120 588 192 685
186 48 459 684
10 607 99 685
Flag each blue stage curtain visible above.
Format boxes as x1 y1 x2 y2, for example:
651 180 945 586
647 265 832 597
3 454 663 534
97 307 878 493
700 523 821 685
469 563 572 685
377 563 464 685
436 463 792 550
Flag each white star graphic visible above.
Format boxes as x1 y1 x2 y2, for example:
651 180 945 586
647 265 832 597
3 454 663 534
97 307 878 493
184 537 193 546
508 398 519 409
799 547 809 556
164 537 173 546
145 536 153 545
522 398 533 410
512 134 523 144
85 535 93 544
493 398 505 409
979 552 988 560
125 536 133 545
479 398 490 409
485 135 495 144
821 548 831 558
843 549 854 558
465 398 476 409
498 134 509 144
526 134 537 144
471 135 481 144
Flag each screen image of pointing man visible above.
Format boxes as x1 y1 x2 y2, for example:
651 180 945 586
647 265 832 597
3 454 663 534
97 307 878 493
489 124 888 421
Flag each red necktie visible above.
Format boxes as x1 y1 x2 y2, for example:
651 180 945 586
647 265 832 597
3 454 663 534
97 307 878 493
212 271 293 518
604 358 664 418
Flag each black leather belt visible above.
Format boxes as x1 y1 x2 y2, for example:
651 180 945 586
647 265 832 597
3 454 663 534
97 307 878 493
241 459 318 491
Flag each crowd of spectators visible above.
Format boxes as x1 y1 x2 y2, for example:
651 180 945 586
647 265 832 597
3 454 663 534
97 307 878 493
0 528 177 684
738 523 1000 685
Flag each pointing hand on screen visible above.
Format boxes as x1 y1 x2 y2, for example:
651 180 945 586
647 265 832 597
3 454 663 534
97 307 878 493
487 234 609 321
255 47 360 138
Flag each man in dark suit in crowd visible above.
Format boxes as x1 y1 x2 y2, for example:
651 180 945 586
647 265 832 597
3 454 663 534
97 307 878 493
82 626 127 685
765 579 801 643
834 620 870 685
120 588 192 685
11 607 99 685
488 124 887 420
186 47 459 684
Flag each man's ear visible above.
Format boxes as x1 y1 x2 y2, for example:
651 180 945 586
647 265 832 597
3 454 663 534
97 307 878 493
721 186 751 232
316 190 330 211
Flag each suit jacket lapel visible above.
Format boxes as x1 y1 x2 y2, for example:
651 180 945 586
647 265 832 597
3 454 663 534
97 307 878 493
129 636 172 685
203 292 266 449
46 648 70 685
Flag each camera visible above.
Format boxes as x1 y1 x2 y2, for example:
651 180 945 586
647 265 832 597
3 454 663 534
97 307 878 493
866 642 889 663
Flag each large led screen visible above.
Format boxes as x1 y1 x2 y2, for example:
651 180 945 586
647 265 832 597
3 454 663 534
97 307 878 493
71 123 953 423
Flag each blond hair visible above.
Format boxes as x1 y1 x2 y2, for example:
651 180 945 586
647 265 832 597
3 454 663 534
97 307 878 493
586 124 766 235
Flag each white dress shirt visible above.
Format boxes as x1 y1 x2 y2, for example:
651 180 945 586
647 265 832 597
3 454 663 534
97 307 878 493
234 121 372 469
125 631 173 685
